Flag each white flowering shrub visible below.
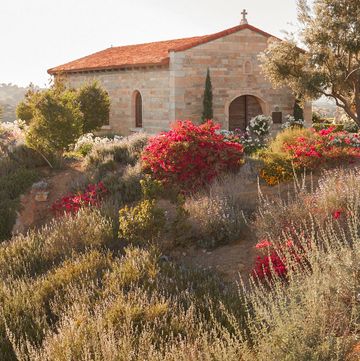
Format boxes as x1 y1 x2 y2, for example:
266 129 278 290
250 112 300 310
282 115 305 130
73 133 123 156
247 115 273 137
339 114 359 133
219 128 267 155
0 120 27 158
328 132 360 148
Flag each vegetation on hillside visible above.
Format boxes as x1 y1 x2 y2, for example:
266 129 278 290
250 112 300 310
1 148 360 360
0 83 34 123
2 2 360 355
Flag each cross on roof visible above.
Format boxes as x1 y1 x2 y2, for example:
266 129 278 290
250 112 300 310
240 9 248 25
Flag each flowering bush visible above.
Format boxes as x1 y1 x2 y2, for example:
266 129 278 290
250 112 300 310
284 127 360 169
259 127 360 186
141 120 244 193
220 129 266 155
51 182 108 215
259 160 295 186
0 120 27 158
281 115 304 130
252 239 304 281
73 133 123 156
247 115 273 137
339 113 359 133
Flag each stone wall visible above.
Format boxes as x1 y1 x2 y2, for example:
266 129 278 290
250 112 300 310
63 27 312 135
169 28 305 128
64 66 170 135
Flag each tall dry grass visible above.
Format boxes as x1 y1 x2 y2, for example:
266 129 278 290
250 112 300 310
1 168 360 360
184 172 247 248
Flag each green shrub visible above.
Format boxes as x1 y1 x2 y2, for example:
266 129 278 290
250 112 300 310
312 111 323 123
16 100 34 123
103 162 143 205
0 167 38 199
0 198 18 242
75 141 93 157
118 200 166 245
312 123 344 132
0 165 40 241
9 144 47 168
77 81 110 133
16 85 41 124
265 127 313 156
258 127 312 185
26 88 83 158
140 175 165 200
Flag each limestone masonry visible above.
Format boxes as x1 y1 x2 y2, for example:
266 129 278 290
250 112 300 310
48 19 312 135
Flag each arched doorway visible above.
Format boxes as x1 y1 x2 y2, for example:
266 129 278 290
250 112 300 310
134 91 143 128
229 95 263 131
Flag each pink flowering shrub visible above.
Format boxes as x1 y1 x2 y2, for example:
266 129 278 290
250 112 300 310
51 182 108 216
284 127 360 169
141 120 244 193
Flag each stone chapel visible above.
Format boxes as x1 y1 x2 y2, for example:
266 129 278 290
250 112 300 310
48 11 312 135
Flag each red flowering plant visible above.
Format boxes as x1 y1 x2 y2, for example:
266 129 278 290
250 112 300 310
51 182 108 216
284 127 360 169
141 120 244 193
252 238 306 282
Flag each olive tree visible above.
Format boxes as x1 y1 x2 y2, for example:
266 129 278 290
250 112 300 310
261 0 360 124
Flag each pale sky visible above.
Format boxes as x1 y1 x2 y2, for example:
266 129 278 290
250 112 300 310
0 0 300 87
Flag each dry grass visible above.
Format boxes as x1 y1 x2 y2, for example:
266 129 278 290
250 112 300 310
1 168 360 360
254 167 360 241
184 172 247 248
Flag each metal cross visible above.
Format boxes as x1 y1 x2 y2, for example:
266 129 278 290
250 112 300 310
241 9 248 21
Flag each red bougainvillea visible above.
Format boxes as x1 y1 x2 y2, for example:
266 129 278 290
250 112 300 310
252 239 305 281
51 182 108 216
284 128 360 169
253 251 287 280
141 120 244 193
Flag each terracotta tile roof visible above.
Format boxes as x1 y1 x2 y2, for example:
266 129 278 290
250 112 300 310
48 24 278 74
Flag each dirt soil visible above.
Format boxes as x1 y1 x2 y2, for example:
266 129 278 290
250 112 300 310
13 160 86 234
170 174 323 283
172 238 258 283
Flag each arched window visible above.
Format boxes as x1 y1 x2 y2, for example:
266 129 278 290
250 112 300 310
134 91 143 128
244 60 252 74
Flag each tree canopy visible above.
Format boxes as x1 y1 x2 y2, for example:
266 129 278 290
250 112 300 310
26 88 83 157
77 81 110 133
17 80 110 132
261 0 360 124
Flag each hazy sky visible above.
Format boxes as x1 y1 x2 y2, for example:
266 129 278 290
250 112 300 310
0 0 300 87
